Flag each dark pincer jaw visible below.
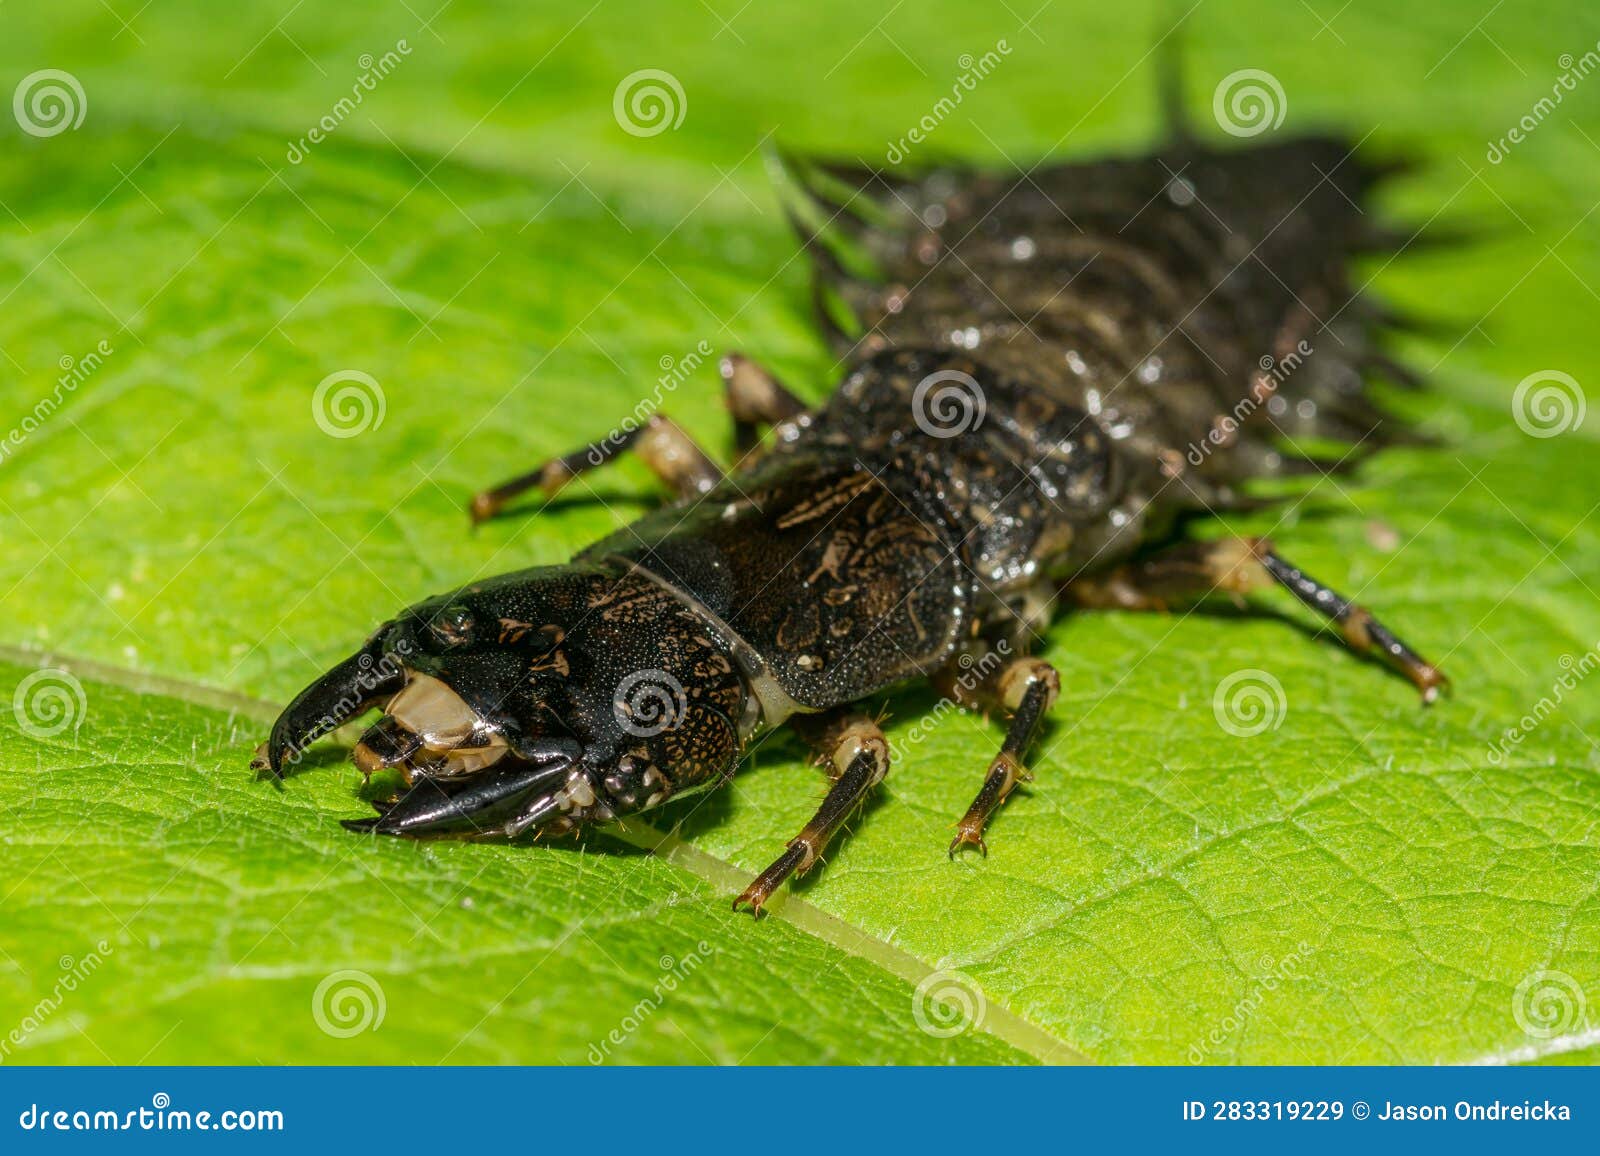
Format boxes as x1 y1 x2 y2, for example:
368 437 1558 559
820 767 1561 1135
256 563 747 843
252 630 408 779
253 573 607 841
339 746 579 838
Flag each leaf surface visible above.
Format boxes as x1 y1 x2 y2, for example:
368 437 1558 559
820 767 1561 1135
1 0 1597 1064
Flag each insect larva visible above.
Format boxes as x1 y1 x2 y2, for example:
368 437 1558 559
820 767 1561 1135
258 79 1447 914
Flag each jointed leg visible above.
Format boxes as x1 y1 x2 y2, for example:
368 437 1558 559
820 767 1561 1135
942 655 1061 857
469 413 722 522
1067 536 1448 701
720 352 808 458
733 710 889 916
1259 549 1448 701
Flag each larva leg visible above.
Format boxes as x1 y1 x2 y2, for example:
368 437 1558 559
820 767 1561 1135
1067 536 1449 702
468 412 722 522
720 352 808 457
947 656 1060 858
733 710 889 917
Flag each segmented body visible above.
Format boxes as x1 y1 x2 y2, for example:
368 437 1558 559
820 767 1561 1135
264 125 1441 910
590 133 1398 742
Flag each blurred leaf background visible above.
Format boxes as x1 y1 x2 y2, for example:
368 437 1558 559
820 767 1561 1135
0 0 1598 1064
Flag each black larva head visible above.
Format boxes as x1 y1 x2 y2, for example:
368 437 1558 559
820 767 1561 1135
262 563 752 838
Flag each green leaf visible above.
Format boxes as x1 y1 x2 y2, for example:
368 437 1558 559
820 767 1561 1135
2 0 1598 1064
0 661 1031 1063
